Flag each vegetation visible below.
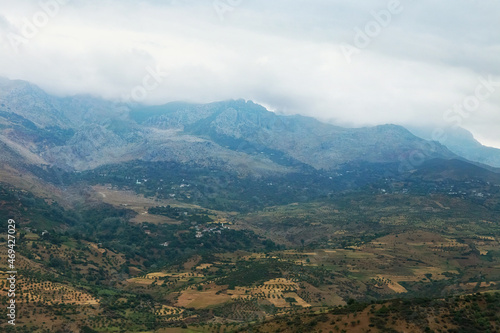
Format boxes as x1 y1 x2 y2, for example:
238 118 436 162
1 154 500 331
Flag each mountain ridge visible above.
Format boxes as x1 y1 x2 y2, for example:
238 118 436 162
0 77 471 180
409 126 500 168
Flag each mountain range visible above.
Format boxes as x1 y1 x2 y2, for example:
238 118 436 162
1 76 499 201
0 79 465 165
409 126 500 168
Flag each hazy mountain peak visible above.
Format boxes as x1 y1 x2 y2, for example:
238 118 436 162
409 126 500 168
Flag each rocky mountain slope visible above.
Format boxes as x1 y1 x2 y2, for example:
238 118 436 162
0 77 458 181
132 100 456 170
409 126 500 168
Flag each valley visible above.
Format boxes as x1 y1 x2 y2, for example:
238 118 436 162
0 79 499 332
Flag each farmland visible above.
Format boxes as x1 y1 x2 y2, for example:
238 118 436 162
1 163 500 332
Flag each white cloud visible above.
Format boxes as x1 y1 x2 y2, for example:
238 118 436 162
0 0 498 147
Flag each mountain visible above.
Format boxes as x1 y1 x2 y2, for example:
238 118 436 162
409 126 500 168
131 100 457 170
413 158 500 183
0 78 458 180
3 78 500 333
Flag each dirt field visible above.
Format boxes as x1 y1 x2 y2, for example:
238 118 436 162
92 185 231 224
176 285 231 308
174 278 311 310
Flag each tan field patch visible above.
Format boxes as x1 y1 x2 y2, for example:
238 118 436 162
147 272 170 278
387 282 407 293
127 277 156 285
263 278 298 287
155 305 186 321
282 292 311 307
128 271 204 285
163 272 204 279
377 274 420 283
93 185 174 208
281 251 303 255
176 287 231 309
89 242 106 254
376 275 408 293
374 266 459 284
24 232 40 240
183 256 202 270
411 267 456 281
92 185 229 225
267 297 289 307
92 185 199 224
241 253 267 260
239 291 309 308
430 241 469 250
233 279 310 308
175 278 311 310
0 277 99 305
129 266 143 276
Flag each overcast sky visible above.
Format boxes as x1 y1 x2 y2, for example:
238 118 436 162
0 0 499 147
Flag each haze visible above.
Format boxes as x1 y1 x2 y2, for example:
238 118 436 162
0 0 499 147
